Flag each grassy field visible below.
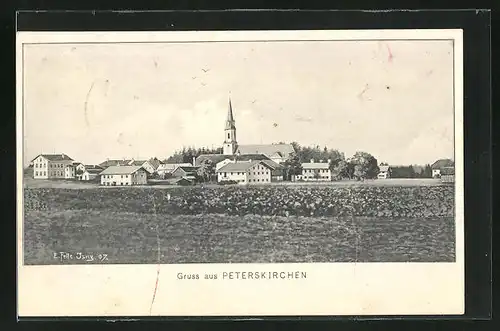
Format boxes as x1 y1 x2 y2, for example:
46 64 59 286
22 183 455 264
24 210 455 264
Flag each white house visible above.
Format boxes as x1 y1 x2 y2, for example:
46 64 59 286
31 154 74 179
431 159 454 178
74 164 102 180
216 160 274 185
377 165 391 179
130 160 157 174
100 166 148 186
296 159 331 181
157 162 192 178
64 164 76 179
82 168 102 181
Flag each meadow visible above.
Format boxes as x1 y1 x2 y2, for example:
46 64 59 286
22 182 456 264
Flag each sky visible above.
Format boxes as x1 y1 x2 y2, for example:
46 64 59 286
22 39 455 166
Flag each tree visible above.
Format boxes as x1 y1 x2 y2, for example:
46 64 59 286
349 151 379 180
197 159 215 182
330 159 349 180
283 152 302 181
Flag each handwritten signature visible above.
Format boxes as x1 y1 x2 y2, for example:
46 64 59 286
53 251 109 262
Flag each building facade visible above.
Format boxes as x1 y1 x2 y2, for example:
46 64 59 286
32 154 74 179
100 166 148 186
431 159 455 178
64 164 76 179
377 165 391 179
296 160 332 181
216 160 273 185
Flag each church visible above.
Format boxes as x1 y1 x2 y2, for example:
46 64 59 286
196 98 295 166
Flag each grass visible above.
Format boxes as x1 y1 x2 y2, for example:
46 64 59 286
23 209 455 265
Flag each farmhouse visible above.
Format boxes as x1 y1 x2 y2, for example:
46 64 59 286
431 158 454 178
74 164 103 180
296 160 332 181
31 154 74 179
100 166 148 186
216 160 274 185
215 154 272 171
82 168 101 181
171 166 199 181
157 162 193 178
64 164 76 179
440 166 455 183
221 98 295 163
130 160 156 174
377 165 391 179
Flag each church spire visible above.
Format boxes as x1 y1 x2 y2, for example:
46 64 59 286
225 97 236 130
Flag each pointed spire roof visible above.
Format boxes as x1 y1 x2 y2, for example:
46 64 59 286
225 97 236 130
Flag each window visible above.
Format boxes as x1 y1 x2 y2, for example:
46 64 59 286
35 171 38 176
121 182 123 185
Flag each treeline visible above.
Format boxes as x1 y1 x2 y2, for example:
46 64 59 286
389 165 433 178
165 146 223 163
284 142 379 181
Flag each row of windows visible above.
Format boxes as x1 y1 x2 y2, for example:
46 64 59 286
103 175 131 179
35 163 64 168
103 182 130 186
303 169 329 173
220 171 270 176
35 171 64 176
304 176 330 179
250 178 269 182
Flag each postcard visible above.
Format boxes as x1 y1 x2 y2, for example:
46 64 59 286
17 29 464 317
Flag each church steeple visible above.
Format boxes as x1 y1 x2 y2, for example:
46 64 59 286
225 97 236 130
223 97 238 155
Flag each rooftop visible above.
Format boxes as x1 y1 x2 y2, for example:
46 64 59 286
99 165 145 175
33 154 74 162
301 162 330 170
217 160 273 172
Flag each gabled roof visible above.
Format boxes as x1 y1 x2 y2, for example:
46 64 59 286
431 159 454 169
236 144 295 159
440 167 455 175
99 165 145 175
148 158 161 170
260 159 282 170
301 162 330 170
379 165 390 172
99 159 134 168
217 160 273 173
195 154 228 166
158 163 193 170
131 160 148 166
32 154 74 162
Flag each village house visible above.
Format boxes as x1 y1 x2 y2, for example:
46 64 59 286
82 168 102 181
216 160 274 185
440 166 455 183
431 159 454 178
31 154 74 179
295 159 332 181
156 162 193 178
171 165 199 181
64 164 76 179
130 160 157 174
100 166 148 186
74 164 103 180
377 165 392 179
215 154 271 171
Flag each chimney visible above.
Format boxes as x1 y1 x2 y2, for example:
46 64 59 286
310 159 314 163
192 156 196 166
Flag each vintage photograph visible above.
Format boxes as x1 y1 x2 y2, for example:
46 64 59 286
17 29 464 317
21 33 457 266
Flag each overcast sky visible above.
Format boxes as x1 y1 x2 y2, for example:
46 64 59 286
22 39 455 166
